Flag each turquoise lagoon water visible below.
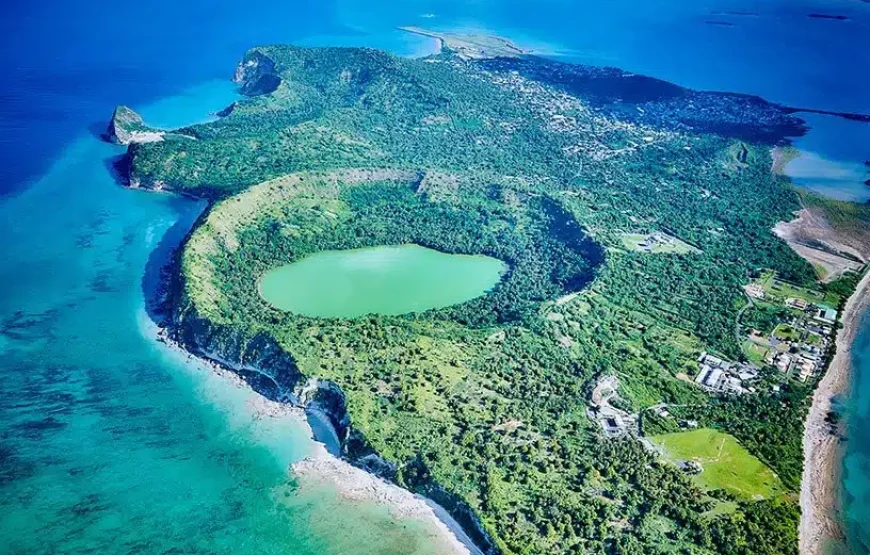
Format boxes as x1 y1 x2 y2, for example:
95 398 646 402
785 113 870 203
0 82 462 555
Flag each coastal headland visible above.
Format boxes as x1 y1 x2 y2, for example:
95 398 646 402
399 27 530 59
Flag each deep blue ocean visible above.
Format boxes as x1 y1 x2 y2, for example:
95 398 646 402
1 0 868 553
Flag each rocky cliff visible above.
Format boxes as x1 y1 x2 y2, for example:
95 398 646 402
167 291 496 554
233 50 281 96
170 299 351 437
105 105 164 145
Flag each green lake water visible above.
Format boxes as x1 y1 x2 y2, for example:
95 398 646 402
259 245 507 318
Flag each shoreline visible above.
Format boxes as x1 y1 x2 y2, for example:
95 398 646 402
150 327 480 555
398 26 530 60
799 268 870 555
293 453 482 555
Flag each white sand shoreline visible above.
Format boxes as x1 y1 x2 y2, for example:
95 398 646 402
799 269 870 555
147 324 480 555
293 453 482 555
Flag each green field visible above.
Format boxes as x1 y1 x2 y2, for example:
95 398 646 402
620 232 697 254
742 340 772 365
756 270 840 307
652 428 783 500
772 323 800 341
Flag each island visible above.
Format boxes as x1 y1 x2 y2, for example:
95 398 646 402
113 32 869 555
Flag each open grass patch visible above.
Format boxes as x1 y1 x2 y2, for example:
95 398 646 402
620 232 698 255
757 270 833 306
772 323 800 341
702 500 738 518
652 428 783 500
742 340 771 365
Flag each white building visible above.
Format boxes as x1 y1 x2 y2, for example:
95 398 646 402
814 307 837 325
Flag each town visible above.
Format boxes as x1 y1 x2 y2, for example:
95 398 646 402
742 270 838 385
592 270 847 439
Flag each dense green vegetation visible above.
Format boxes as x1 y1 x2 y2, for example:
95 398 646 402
133 42 852 554
826 271 863 303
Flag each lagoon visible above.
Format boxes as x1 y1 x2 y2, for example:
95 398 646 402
259 245 506 318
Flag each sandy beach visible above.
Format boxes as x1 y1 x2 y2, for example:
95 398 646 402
149 324 479 555
293 452 482 555
799 269 870 555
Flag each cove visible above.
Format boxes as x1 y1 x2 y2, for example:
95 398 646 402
259 245 507 318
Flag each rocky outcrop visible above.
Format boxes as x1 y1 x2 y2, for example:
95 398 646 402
167 298 497 554
215 102 236 117
233 50 281 96
171 304 304 402
297 377 351 441
169 300 367 458
105 105 164 145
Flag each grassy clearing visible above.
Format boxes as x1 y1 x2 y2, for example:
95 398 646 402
755 270 843 313
756 270 837 306
742 340 771 365
652 428 783 500
620 232 697 255
702 500 738 518
772 323 800 341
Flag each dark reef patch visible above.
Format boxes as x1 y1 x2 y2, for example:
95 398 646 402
16 417 68 440
1 309 59 342
0 444 38 485
808 13 850 21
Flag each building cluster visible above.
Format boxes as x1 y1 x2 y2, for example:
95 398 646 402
633 232 676 253
769 298 835 382
763 308 833 382
694 352 759 394
588 375 638 438
767 349 823 382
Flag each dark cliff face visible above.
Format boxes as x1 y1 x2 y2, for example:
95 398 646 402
233 50 281 96
168 297 498 554
170 298 351 439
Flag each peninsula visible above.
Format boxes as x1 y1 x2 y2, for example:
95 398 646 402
114 32 868 554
